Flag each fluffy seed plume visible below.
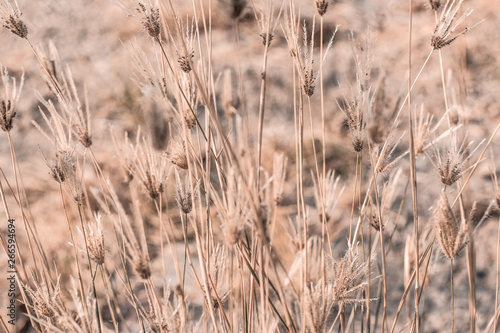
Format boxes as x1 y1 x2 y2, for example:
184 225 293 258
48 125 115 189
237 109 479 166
0 0 27 38
431 0 483 50
326 244 374 304
0 64 23 132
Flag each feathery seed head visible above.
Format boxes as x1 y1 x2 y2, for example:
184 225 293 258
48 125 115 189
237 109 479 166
428 131 480 187
252 0 284 48
86 213 106 265
175 169 196 214
0 0 27 38
169 139 189 170
0 64 23 132
167 15 196 73
434 192 468 258
431 0 483 50
327 244 373 304
137 1 161 38
304 281 334 333
23 277 60 319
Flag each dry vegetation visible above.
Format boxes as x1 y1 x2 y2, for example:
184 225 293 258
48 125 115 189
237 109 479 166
1 0 500 332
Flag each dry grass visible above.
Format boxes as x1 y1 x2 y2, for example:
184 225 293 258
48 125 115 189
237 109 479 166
1 0 500 332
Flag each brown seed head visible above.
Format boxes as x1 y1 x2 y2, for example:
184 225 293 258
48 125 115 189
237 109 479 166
169 140 189 170
134 255 151 279
434 192 468 258
87 214 106 265
303 68 315 97
4 14 27 38
0 1 28 38
315 0 329 16
178 51 194 73
429 0 441 11
431 0 482 50
136 2 161 38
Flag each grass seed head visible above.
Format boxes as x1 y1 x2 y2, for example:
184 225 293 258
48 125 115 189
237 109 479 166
0 0 27 38
87 213 106 265
136 1 161 38
315 0 328 16
0 65 23 132
175 170 194 214
169 139 189 170
434 192 468 258
431 0 483 50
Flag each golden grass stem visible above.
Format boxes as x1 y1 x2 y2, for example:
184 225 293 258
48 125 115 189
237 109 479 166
389 237 435 333
451 258 455 333
496 214 500 332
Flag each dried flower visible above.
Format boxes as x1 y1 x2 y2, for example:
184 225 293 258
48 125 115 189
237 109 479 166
0 0 27 38
0 64 23 132
431 0 483 50
252 0 284 47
